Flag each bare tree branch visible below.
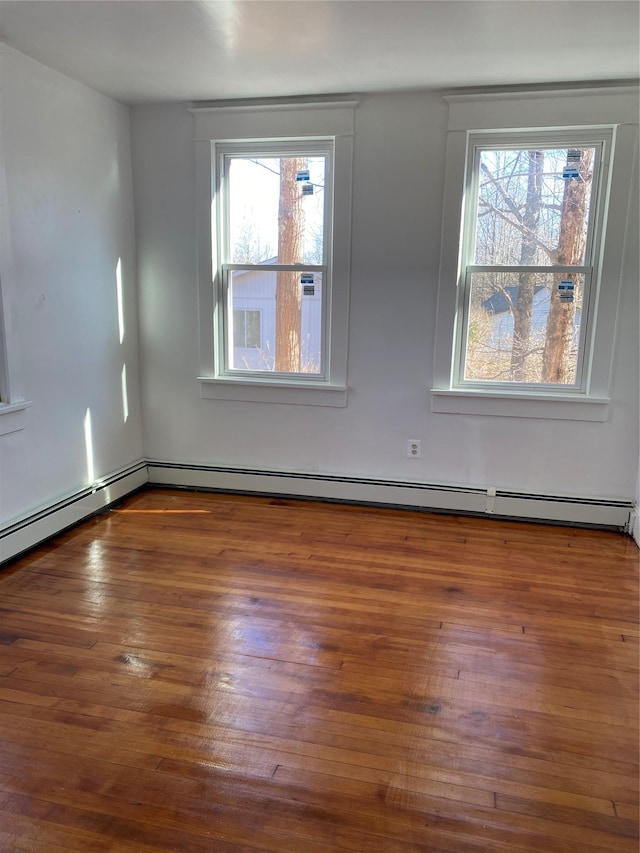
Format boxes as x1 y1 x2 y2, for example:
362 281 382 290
248 159 280 177
480 161 524 223
478 200 557 262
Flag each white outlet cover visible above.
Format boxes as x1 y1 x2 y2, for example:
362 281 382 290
407 439 421 458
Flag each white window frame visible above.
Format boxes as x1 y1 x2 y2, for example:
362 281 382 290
0 276 31 435
217 140 332 380
191 99 356 407
0 46 31 435
455 130 608 393
432 87 639 421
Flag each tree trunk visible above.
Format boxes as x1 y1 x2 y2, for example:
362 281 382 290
541 149 593 383
275 158 306 372
510 150 543 381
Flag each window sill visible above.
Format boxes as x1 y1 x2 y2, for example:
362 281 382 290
199 377 348 407
430 389 610 421
0 401 32 435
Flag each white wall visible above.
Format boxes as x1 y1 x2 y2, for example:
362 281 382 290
130 91 639 503
0 45 143 526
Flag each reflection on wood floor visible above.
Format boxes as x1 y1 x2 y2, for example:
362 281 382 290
0 487 638 852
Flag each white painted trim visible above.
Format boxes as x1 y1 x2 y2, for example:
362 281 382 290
433 86 639 419
190 99 358 141
0 461 148 565
444 86 640 105
630 506 640 548
2 461 632 566
190 99 360 114
431 390 609 421
445 86 639 131
194 101 355 406
0 48 27 408
146 461 632 529
0 400 32 434
199 378 347 407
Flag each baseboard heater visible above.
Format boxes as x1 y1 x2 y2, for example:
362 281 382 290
147 461 633 531
0 461 148 565
1 461 632 567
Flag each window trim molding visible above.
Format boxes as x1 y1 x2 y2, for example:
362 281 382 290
432 86 639 420
0 48 31 432
191 98 356 406
0 400 32 435
431 389 609 421
198 376 347 407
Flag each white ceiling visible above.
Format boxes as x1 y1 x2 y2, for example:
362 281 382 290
0 0 638 105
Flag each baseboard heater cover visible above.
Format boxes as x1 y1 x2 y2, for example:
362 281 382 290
147 461 632 530
0 461 149 565
1 462 631 567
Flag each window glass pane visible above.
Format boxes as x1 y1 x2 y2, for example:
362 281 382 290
228 156 326 265
246 310 261 348
474 148 596 266
229 269 322 374
464 271 585 385
232 309 261 349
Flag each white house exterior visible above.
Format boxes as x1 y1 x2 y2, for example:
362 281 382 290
230 265 323 372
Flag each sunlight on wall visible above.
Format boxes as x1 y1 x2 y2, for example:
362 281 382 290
121 363 129 423
84 407 95 484
117 258 128 425
116 257 125 344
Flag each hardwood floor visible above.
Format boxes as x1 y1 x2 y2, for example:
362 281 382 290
0 487 637 852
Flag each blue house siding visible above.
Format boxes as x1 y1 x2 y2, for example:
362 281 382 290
482 287 582 351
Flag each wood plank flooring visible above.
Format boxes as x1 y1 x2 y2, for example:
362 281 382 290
0 487 637 852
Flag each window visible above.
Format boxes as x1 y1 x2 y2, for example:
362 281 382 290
219 144 329 376
233 309 261 350
192 99 356 406
432 87 639 420
458 135 606 390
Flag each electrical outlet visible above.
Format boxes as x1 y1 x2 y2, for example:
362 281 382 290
407 439 421 458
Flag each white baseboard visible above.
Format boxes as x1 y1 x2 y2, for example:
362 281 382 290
147 463 486 513
2 461 633 567
0 461 148 565
147 461 633 530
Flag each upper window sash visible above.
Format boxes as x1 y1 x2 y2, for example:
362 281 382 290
216 140 334 269
462 131 609 274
